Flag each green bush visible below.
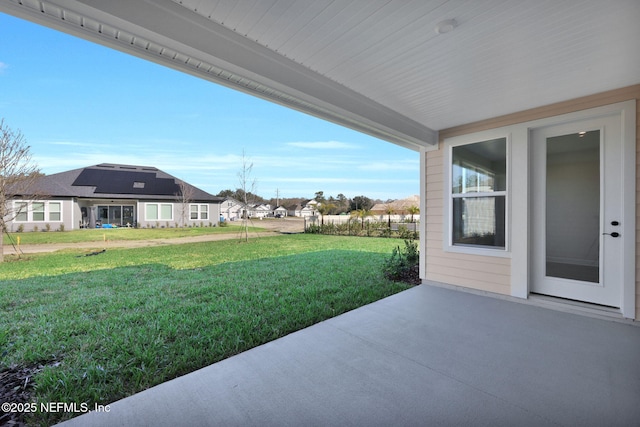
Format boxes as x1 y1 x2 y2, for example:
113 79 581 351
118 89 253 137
383 239 419 284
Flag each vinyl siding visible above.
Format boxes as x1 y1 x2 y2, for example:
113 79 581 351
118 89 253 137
424 147 511 295
428 84 640 318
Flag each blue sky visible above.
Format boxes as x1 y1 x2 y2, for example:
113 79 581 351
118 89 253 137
0 13 419 201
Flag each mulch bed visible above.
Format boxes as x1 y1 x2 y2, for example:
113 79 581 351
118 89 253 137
386 264 421 286
0 360 60 427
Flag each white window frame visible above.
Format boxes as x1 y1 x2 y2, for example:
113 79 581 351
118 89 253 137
48 202 62 221
189 204 209 220
443 132 511 258
13 200 63 222
14 201 28 222
145 203 174 221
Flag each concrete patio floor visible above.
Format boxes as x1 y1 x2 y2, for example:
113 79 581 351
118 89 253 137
57 283 640 427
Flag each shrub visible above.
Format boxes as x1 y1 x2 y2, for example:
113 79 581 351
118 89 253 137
397 225 419 240
383 239 420 285
17 224 24 233
45 223 51 232
58 224 65 232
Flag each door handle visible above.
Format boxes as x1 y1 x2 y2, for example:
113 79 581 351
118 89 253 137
603 232 620 238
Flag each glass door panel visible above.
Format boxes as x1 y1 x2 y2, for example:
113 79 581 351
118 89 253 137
545 131 600 283
109 206 122 225
123 206 134 226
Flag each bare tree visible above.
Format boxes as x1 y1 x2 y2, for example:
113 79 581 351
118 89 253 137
238 150 257 242
0 119 41 262
175 180 195 227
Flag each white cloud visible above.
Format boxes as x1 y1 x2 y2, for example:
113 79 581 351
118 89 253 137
357 159 419 171
286 141 359 150
0 62 7 73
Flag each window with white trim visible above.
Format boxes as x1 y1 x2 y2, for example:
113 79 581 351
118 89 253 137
49 202 61 221
14 201 63 222
146 203 173 221
32 202 45 221
451 137 507 249
15 202 28 222
190 204 208 220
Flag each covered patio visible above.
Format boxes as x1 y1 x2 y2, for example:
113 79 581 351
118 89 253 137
58 284 640 426
1 1 638 425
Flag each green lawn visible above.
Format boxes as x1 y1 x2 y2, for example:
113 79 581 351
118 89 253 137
0 234 411 426
4 224 261 245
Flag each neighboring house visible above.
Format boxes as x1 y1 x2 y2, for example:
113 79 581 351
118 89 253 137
289 200 317 218
371 195 420 222
273 206 287 217
297 200 318 218
252 204 272 218
220 198 243 221
8 163 223 231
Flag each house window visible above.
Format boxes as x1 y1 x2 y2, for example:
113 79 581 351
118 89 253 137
13 201 62 222
15 202 28 221
451 137 507 249
190 204 208 220
32 202 45 221
49 202 61 221
146 203 173 221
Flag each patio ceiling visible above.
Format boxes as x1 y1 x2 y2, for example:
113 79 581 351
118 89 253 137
1 0 639 151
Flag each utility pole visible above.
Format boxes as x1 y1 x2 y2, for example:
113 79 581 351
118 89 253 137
275 188 280 207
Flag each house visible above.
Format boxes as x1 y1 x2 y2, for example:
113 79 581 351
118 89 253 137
370 195 420 223
252 204 272 218
291 200 317 218
273 206 287 217
3 1 638 320
8 163 223 231
220 198 243 221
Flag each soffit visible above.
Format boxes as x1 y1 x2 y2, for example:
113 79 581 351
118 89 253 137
1 0 639 150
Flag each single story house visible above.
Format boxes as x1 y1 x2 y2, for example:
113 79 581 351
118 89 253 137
371 195 421 223
273 206 288 217
9 163 223 231
3 2 638 320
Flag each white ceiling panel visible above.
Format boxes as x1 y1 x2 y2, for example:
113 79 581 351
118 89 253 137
1 0 639 150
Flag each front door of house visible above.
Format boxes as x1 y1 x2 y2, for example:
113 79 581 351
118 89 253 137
531 113 624 307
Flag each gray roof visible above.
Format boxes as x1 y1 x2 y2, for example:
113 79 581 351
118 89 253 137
29 163 222 202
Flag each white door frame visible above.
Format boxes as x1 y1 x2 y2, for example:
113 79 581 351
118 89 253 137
530 115 621 306
520 101 636 317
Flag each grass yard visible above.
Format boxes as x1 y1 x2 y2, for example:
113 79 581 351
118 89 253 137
0 234 411 426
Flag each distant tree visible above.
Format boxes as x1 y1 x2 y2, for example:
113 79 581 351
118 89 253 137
316 201 335 225
350 195 374 212
0 119 41 262
216 189 236 198
407 205 420 223
335 193 349 214
314 191 325 202
351 208 372 227
175 180 195 227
